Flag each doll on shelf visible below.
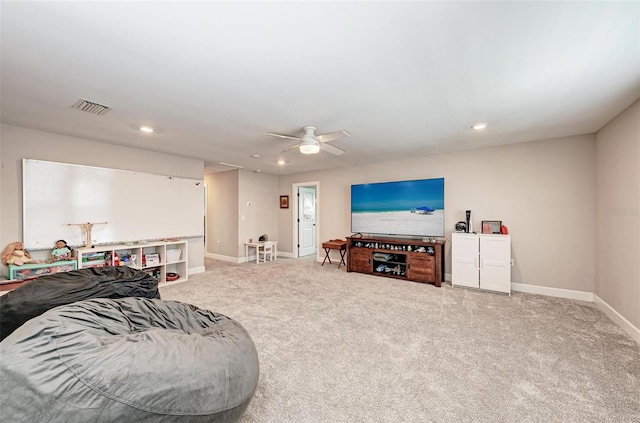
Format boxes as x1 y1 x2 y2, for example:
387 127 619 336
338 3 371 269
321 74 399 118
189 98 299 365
2 241 39 266
51 239 72 262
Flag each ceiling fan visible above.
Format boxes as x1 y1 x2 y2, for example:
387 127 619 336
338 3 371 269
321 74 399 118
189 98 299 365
266 125 350 155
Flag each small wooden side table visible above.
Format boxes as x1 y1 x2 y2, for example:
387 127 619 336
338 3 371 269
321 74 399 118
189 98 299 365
321 240 347 268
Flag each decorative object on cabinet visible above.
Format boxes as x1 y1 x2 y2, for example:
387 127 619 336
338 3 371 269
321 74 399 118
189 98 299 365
145 253 160 266
452 233 511 294
481 220 502 234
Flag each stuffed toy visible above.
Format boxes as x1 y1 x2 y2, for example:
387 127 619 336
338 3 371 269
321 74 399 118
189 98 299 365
2 242 38 266
51 239 72 262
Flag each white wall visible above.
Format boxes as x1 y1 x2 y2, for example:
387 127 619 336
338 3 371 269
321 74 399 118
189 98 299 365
0 124 206 276
595 99 640 333
238 170 278 258
278 134 597 293
205 170 239 259
205 169 279 262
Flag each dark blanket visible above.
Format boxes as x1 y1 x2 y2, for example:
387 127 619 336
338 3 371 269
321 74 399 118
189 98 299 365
0 266 159 340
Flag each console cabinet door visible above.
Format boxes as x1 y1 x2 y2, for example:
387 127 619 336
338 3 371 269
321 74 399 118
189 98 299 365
452 233 479 288
408 254 435 283
479 235 511 293
350 248 372 273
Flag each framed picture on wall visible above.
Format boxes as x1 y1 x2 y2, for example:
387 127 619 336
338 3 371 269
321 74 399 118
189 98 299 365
280 195 289 209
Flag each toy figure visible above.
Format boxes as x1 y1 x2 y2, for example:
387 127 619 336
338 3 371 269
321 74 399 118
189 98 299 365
2 241 37 266
51 239 72 262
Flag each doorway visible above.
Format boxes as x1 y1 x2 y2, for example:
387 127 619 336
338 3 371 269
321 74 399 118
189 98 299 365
292 182 319 258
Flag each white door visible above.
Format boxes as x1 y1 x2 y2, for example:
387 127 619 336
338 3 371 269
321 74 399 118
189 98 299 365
479 235 511 293
452 233 480 288
298 186 317 257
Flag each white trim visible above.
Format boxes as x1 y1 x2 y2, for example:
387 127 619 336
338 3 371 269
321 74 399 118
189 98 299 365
449 275 637 344
206 252 242 263
448 274 595 302
188 266 205 275
292 181 320 259
594 295 640 345
511 282 593 302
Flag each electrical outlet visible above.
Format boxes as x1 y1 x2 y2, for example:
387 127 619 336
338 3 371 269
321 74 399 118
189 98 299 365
216 240 221 246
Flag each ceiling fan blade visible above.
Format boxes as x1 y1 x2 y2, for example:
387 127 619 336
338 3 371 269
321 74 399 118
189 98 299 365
266 132 303 141
280 143 302 153
316 130 350 143
319 142 345 156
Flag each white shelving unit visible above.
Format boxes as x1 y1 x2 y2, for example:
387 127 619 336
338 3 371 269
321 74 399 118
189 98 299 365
75 240 188 285
452 233 511 294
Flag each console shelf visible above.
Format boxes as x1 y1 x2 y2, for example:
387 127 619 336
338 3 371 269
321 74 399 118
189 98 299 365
346 236 444 286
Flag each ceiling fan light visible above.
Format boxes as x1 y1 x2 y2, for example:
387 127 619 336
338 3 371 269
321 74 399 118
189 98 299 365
299 143 320 154
299 135 320 154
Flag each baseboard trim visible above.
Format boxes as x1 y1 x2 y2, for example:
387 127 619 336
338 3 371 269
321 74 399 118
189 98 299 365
593 294 640 344
206 252 244 263
188 266 205 275
511 282 594 302
206 252 294 263
445 276 594 302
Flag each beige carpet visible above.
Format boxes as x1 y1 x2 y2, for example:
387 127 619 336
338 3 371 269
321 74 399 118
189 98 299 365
160 258 640 423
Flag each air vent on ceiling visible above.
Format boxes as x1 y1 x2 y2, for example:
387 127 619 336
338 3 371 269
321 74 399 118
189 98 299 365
71 98 112 115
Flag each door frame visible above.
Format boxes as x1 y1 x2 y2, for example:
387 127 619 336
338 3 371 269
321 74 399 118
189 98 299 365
291 181 320 260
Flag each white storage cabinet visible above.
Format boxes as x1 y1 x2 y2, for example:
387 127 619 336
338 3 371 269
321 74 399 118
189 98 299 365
75 240 188 285
452 233 511 294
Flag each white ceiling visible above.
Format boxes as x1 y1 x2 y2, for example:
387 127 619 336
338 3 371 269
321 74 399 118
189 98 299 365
1 1 639 175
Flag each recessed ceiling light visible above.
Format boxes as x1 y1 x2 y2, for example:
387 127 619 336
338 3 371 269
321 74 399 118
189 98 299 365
255 169 262 173
471 123 487 130
251 154 261 158
277 160 285 165
139 126 154 133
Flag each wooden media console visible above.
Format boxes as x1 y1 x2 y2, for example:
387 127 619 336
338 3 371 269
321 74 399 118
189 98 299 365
346 236 444 287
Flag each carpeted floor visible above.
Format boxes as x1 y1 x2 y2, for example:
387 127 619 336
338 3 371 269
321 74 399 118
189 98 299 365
160 257 640 423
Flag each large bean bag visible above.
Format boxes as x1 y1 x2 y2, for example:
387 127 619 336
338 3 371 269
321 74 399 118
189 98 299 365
0 266 159 340
0 297 259 422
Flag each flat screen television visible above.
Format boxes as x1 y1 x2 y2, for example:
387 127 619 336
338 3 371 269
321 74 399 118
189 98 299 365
351 177 445 237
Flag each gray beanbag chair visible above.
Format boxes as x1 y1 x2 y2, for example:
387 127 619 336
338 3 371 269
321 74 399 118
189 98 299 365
0 266 159 340
0 297 259 422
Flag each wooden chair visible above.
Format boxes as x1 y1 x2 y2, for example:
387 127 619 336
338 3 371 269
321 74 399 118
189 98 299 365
258 241 275 263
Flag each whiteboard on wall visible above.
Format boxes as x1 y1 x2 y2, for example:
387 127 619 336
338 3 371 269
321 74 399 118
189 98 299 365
23 159 204 249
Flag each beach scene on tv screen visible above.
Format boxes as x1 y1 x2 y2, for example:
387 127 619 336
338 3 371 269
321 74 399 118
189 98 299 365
351 178 445 237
